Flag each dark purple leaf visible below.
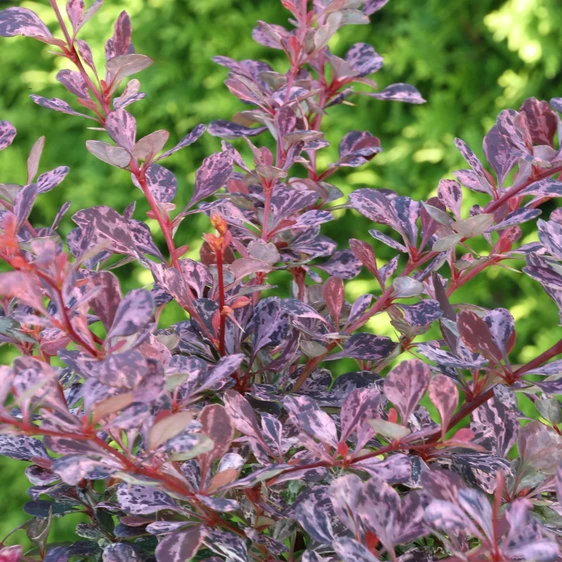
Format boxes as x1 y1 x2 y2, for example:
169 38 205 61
95 349 148 389
189 151 233 207
483 122 517 186
369 229 408 253
223 389 262 440
384 360 431 424
30 95 94 119
369 83 425 104
345 43 383 77
280 298 327 323
103 543 140 562
208 120 267 139
437 179 462 219
0 121 16 151
519 178 562 197
316 249 362 279
52 455 119 485
199 354 244 392
397 300 442 327
158 124 206 160
538 219 562 259
327 333 395 362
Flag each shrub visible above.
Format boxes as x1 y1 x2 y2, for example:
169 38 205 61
0 0 562 560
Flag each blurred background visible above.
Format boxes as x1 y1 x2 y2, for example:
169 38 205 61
1 0 561 546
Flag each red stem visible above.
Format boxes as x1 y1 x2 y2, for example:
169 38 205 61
216 247 227 356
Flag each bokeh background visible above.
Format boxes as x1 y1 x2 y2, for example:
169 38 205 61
1 0 562 546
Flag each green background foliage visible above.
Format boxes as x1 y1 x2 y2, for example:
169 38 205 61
1 0 561 546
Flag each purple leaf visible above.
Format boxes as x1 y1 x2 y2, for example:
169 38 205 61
72 206 136 255
0 121 16 151
327 333 395 362
280 298 327 323
538 219 562 259
284 395 339 447
316 249 362 279
56 69 88 98
14 183 37 230
437 179 462 219
483 122 517 187
155 526 207 562
292 487 334 543
363 0 390 15
357 474 399 553
107 288 153 339
338 130 381 167
369 83 425 104
251 21 287 49
117 484 180 515
470 385 519 456
105 11 132 61
95 349 148 389
345 43 383 77
424 499 475 534
105 108 136 152
158 124 206 160
223 390 262 440
208 120 267 139
30 95 94 120
199 354 245 392
369 229 408 253
397 300 442 326
103 544 140 562
488 207 541 232
134 164 177 203
333 537 380 562
519 97 557 147
384 360 431 424
340 387 381 442
189 151 232 207
0 7 52 40
114 79 146 109
37 166 70 194
66 0 84 32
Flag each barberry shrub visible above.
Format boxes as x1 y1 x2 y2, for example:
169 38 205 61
0 0 562 560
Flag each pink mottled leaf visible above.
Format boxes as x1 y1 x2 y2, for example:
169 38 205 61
0 121 16 151
368 83 425 104
0 7 52 40
158 124 206 160
384 360 431 424
30 95 95 120
284 395 339 447
105 11 131 61
189 151 233 207
105 108 136 152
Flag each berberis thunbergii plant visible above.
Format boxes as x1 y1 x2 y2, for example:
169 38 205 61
0 0 562 560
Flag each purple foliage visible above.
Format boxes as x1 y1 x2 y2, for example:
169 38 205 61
0 0 561 561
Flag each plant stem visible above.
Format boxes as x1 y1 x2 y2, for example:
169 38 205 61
216 246 227 356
